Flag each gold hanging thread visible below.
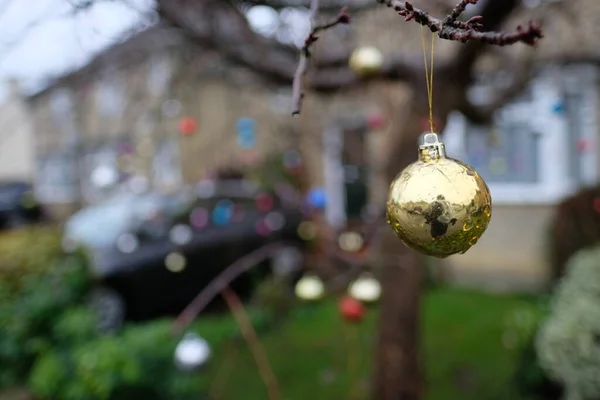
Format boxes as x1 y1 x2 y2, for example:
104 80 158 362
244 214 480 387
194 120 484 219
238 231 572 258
420 25 436 133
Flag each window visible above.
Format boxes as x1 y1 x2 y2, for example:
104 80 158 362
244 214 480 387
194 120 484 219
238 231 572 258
147 56 171 96
81 146 120 204
49 88 73 125
464 119 540 184
153 138 182 191
445 65 598 205
49 88 77 144
35 153 78 203
96 75 125 118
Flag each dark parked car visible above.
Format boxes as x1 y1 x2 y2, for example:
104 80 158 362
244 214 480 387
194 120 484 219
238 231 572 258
63 179 307 330
0 181 46 231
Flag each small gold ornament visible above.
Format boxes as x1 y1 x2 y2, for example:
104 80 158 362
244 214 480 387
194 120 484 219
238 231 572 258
386 132 492 258
349 46 383 75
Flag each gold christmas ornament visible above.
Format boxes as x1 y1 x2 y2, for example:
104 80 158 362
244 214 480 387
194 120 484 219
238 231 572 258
386 132 492 258
349 46 383 75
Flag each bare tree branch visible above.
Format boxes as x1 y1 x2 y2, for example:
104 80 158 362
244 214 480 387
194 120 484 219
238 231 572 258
292 2 350 115
380 0 543 45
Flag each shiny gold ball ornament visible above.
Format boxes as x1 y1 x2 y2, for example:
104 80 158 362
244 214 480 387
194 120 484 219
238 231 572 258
349 46 384 75
386 132 492 258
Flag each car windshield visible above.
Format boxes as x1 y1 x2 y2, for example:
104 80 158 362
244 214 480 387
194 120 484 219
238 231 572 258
65 193 166 247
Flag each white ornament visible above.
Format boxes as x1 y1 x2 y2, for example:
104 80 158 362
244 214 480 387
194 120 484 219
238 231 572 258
295 274 325 301
349 46 384 75
174 332 211 372
349 273 381 303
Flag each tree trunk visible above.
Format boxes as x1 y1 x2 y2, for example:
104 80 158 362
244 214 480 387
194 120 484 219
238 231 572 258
372 125 429 400
373 242 423 400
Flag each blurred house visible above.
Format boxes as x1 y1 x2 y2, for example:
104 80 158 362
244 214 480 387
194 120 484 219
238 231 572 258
26 23 296 220
0 80 35 182
24 1 600 290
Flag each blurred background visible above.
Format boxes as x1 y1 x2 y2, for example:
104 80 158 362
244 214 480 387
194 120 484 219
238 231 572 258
0 0 598 399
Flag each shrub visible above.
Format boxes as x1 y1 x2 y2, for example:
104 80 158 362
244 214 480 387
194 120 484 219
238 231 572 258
28 319 204 400
536 246 600 400
0 226 91 387
547 185 600 285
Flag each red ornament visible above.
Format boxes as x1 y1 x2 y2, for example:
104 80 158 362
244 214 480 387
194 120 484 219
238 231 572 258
339 296 365 323
256 193 274 212
178 117 197 135
367 113 386 130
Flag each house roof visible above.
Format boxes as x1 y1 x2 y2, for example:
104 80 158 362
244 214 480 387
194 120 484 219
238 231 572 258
27 22 187 100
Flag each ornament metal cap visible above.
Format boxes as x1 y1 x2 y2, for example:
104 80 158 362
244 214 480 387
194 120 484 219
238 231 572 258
418 132 446 161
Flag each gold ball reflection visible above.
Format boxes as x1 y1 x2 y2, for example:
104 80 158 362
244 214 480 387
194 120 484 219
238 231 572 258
386 133 492 258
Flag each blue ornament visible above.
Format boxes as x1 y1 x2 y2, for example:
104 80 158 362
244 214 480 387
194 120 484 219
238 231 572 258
236 118 256 149
552 102 565 114
237 133 256 149
307 188 327 209
236 118 256 134
212 199 234 225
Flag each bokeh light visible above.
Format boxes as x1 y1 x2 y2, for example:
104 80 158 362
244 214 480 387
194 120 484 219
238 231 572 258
212 199 234 225
297 221 317 241
338 231 364 252
265 211 285 231
169 224 193 246
307 188 326 209
256 193 274 212
165 252 187 272
116 233 139 254
190 207 209 229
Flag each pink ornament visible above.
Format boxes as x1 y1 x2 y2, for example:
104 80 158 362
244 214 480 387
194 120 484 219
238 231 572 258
367 113 386 130
190 208 209 229
577 138 593 152
255 220 271 237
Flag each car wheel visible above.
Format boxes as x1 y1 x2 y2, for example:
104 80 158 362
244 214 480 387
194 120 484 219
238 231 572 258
89 287 127 333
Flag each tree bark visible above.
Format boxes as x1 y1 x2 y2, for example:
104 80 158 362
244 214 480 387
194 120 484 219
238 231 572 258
372 136 425 400
373 241 423 400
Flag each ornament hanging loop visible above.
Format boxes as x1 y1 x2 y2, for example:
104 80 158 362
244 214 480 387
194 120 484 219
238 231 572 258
418 132 446 162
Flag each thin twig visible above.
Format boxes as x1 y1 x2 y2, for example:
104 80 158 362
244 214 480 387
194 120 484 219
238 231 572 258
171 242 288 334
209 344 239 399
221 287 281 400
291 0 350 116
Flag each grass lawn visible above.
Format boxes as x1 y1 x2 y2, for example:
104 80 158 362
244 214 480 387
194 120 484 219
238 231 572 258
191 287 544 400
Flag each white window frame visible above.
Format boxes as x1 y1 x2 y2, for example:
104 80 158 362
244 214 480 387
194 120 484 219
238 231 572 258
443 65 598 205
